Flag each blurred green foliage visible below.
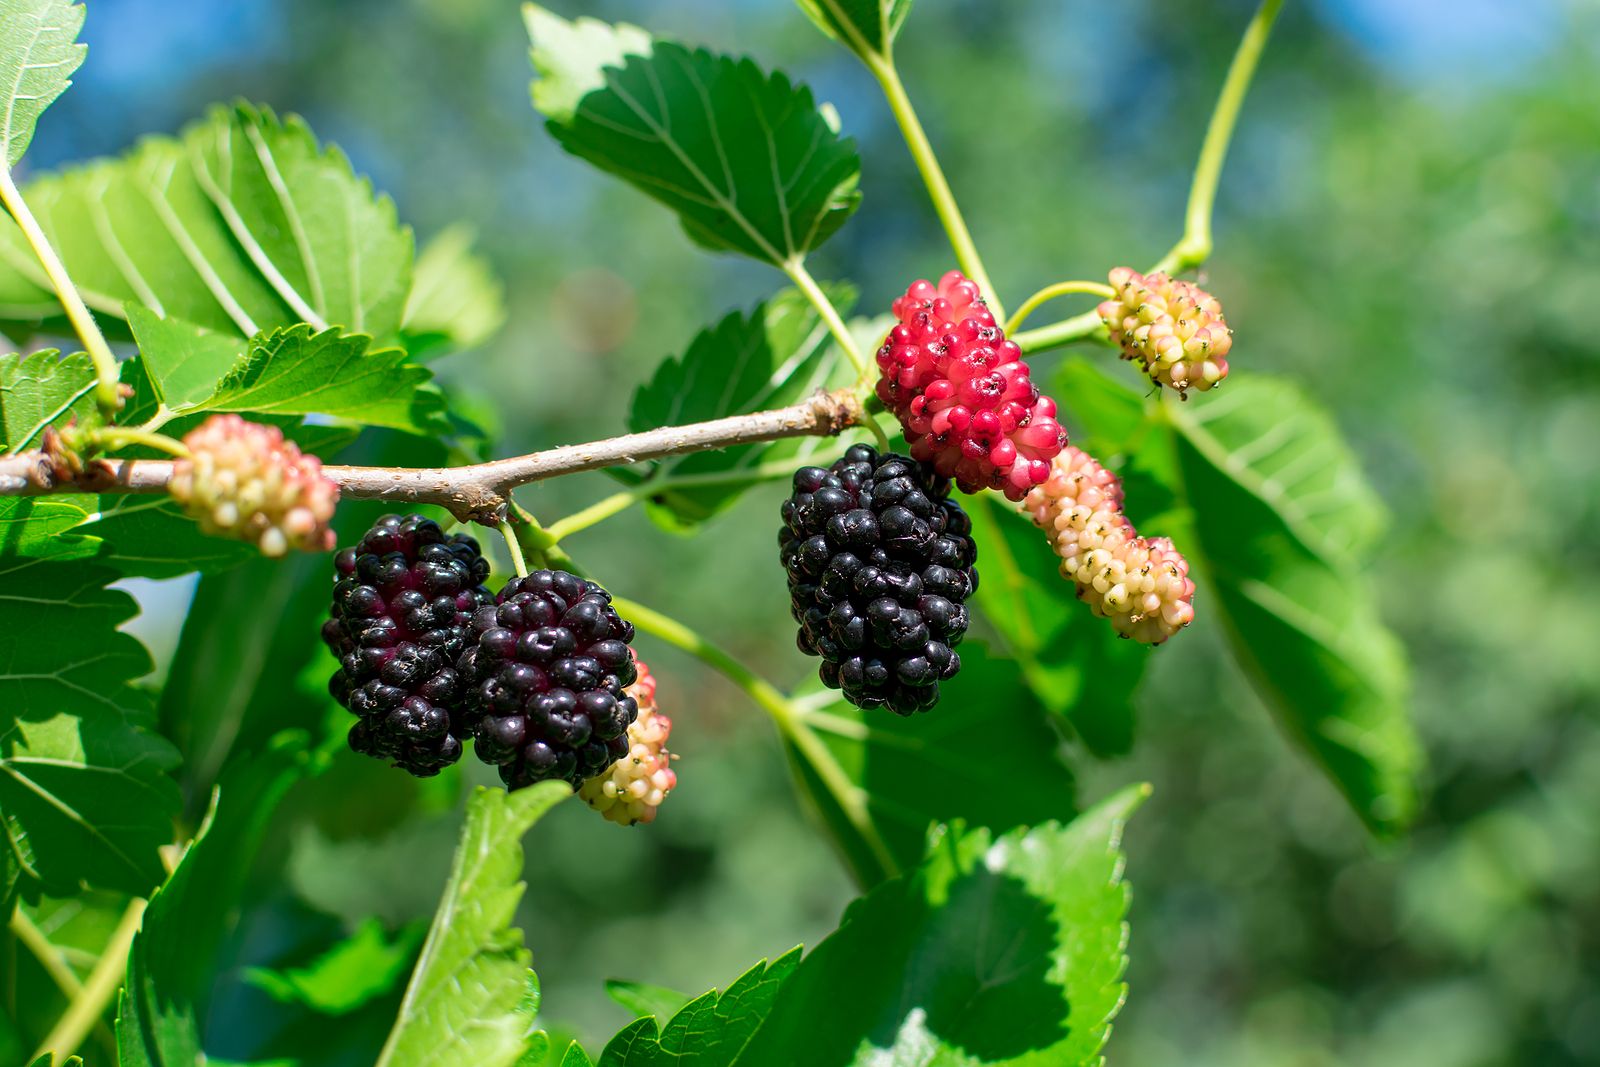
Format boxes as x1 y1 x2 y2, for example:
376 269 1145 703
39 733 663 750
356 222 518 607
9 0 1596 1063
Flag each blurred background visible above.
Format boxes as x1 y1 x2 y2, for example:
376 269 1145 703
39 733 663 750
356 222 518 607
19 0 1599 1063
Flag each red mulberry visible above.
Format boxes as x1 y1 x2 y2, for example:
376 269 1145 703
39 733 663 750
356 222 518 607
1097 267 1232 396
876 271 1067 500
1024 446 1195 644
169 414 338 555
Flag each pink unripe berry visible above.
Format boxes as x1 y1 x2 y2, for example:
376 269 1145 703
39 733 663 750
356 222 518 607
168 414 338 556
578 655 678 826
1098 267 1233 397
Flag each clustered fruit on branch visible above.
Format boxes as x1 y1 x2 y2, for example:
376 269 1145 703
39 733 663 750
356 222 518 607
170 414 339 556
1024 447 1195 644
578 656 677 826
781 445 977 715
876 271 1068 500
1098 267 1232 396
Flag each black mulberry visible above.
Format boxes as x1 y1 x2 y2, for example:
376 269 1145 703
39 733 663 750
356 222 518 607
323 514 493 775
780 445 978 714
460 569 639 789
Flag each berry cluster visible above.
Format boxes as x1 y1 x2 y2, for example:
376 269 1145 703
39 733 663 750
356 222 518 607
323 515 494 775
460 569 639 790
169 414 339 556
1023 446 1195 644
578 655 677 825
1098 267 1232 396
781 445 977 714
876 271 1067 500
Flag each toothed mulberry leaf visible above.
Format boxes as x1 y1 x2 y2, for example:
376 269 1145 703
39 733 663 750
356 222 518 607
526 7 860 266
0 0 85 167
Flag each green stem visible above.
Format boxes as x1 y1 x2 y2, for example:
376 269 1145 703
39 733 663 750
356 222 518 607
32 898 144 1065
785 259 866 378
864 412 892 454
1013 0 1284 354
507 502 580 573
612 595 900 881
10 908 83 1001
499 519 529 577
0 168 122 419
1003 280 1116 336
78 425 190 458
544 489 649 543
868 54 1003 321
1154 0 1285 275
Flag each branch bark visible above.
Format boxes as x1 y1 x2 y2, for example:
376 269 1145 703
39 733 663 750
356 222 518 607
0 388 864 522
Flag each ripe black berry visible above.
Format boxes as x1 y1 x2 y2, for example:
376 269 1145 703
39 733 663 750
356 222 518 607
459 569 639 789
780 445 978 714
323 514 493 775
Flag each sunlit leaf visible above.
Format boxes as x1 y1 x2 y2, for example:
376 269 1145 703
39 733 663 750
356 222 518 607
375 783 570 1067
0 348 99 453
527 6 860 266
0 105 413 341
0 0 85 167
734 785 1148 1066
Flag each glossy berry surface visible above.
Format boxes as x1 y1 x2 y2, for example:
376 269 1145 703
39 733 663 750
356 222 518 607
460 569 638 790
780 445 978 714
876 270 1067 500
323 514 493 775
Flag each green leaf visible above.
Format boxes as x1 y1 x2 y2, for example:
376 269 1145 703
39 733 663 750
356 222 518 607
736 785 1147 1066
73 496 260 578
245 918 426 1016
0 558 180 897
1166 378 1419 833
786 643 1078 886
0 104 412 340
599 952 800 1066
561 1045 596 1067
0 0 85 167
628 287 851 529
125 304 246 412
203 322 447 435
526 6 861 266
402 224 507 358
794 0 912 61
605 979 693 1023
0 494 96 559
0 348 100 453
117 733 311 1066
375 782 571 1067
966 494 1151 757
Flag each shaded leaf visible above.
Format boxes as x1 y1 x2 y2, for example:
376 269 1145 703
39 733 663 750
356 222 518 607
966 494 1150 757
0 0 85 166
117 733 311 1066
0 348 99 452
628 287 851 529
527 7 860 266
0 558 180 897
245 918 425 1016
1166 378 1418 833
204 322 447 435
735 785 1148 1066
600 953 800 1067
0 494 95 559
0 105 412 340
402 224 507 358
794 0 913 61
125 304 246 412
375 782 571 1067
785 643 1077 886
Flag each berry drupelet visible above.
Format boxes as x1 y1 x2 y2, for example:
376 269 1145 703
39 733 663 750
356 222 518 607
460 569 639 790
323 514 494 775
876 271 1067 500
780 445 978 715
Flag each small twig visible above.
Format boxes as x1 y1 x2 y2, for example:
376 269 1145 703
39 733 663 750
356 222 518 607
0 388 864 523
